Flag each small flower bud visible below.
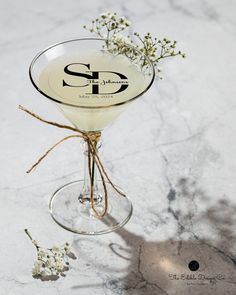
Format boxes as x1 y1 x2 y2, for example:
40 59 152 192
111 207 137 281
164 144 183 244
32 240 38 246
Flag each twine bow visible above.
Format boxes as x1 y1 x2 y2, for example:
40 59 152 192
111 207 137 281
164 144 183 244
19 105 125 218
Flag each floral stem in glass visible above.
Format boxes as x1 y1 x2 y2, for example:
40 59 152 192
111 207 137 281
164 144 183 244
79 135 102 205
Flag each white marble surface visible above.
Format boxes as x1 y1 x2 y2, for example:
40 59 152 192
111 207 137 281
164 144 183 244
1 0 236 294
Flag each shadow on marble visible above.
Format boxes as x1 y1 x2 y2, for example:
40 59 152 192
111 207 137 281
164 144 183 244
72 178 236 295
33 274 61 282
172 177 236 257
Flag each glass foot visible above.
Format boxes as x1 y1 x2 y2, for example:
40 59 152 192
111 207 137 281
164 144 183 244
49 180 133 235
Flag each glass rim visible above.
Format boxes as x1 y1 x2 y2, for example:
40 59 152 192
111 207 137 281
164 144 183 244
29 37 155 110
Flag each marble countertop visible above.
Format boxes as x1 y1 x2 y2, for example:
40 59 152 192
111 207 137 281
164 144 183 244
1 0 236 294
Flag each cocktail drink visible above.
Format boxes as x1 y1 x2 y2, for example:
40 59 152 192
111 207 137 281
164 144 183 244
29 38 155 235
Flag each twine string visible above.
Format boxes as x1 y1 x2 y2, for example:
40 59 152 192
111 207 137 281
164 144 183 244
19 105 125 218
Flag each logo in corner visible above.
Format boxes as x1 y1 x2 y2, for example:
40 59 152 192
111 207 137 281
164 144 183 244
188 260 200 271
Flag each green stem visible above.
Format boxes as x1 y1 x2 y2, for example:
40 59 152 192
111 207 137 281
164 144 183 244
24 228 33 240
24 229 39 250
90 141 97 188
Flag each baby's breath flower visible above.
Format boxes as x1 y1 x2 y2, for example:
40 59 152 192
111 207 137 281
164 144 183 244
106 11 116 19
119 17 125 23
111 34 131 45
55 258 64 272
84 12 131 40
118 17 131 29
100 13 107 19
32 260 43 276
83 11 185 76
37 249 46 258
24 229 76 280
63 242 71 255
126 20 131 26
52 245 60 253
32 240 38 247
45 256 55 268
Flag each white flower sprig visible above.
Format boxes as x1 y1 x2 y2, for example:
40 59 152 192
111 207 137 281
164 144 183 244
25 229 76 280
83 11 186 77
83 12 131 42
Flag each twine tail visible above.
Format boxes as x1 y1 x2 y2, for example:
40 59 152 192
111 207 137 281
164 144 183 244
92 153 108 217
87 139 108 218
19 105 126 218
26 135 81 173
89 139 126 197
19 105 83 134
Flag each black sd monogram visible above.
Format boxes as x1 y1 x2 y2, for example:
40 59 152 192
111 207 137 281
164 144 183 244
62 63 129 95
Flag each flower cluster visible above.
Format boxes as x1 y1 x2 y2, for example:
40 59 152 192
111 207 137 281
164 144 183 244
84 11 185 77
109 34 137 60
134 32 185 77
25 229 75 280
135 33 186 62
83 12 131 40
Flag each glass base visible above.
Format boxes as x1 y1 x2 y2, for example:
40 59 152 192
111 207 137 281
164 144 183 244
49 180 133 235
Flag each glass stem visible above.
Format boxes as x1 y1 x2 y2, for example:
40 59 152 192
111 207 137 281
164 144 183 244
91 145 96 188
79 135 102 204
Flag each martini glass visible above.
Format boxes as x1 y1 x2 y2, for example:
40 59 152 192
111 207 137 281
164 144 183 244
29 38 155 235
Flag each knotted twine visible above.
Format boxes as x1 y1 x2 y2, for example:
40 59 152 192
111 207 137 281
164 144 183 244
19 105 125 218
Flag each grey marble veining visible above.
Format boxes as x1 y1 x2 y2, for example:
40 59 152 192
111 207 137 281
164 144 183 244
1 0 236 294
